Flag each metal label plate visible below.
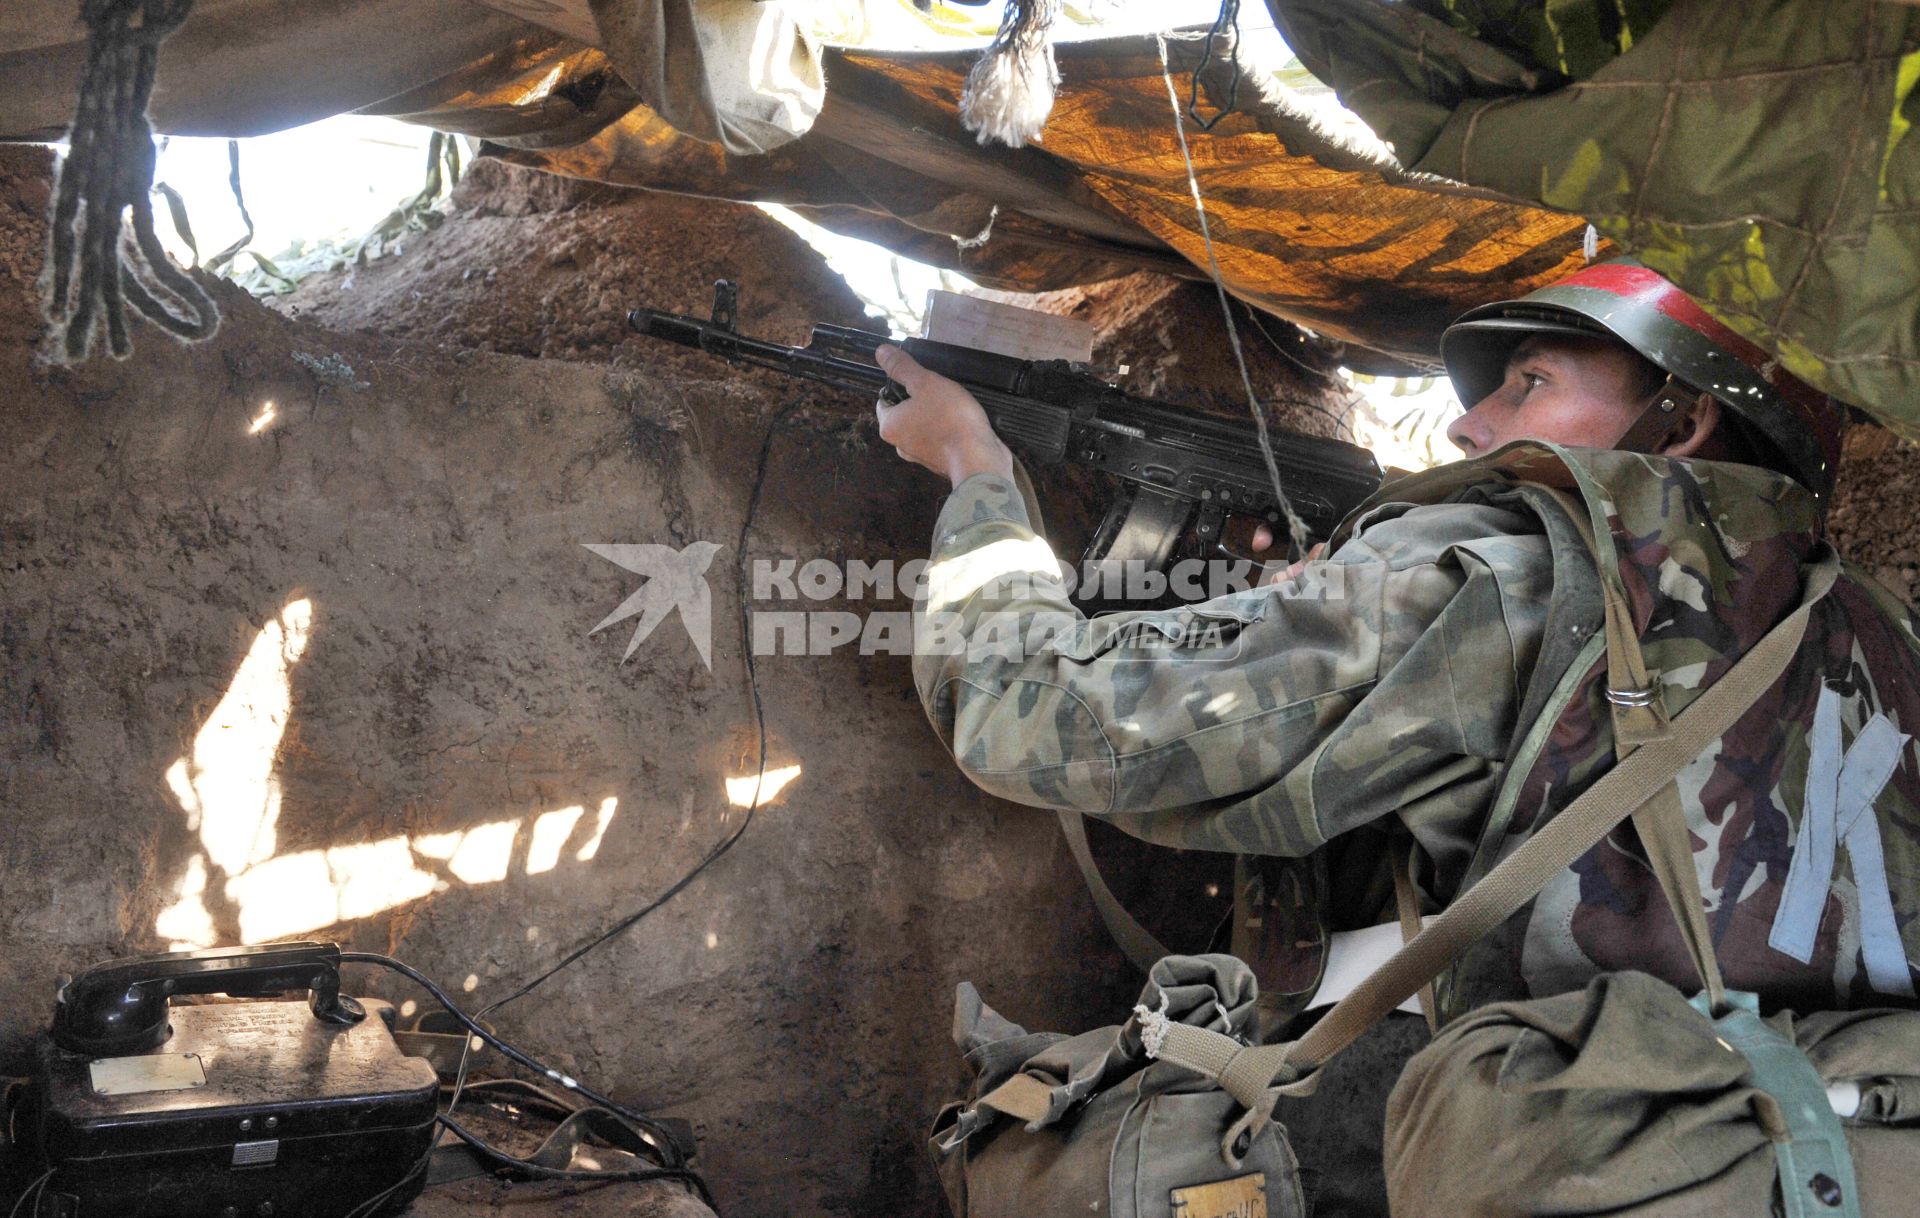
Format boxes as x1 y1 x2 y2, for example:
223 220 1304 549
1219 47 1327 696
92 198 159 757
88 1052 207 1097
1171 1172 1266 1218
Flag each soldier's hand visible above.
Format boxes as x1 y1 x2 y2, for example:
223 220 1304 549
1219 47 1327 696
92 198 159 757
1249 525 1326 585
875 344 1014 487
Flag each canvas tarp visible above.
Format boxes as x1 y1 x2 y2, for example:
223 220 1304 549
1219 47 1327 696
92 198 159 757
0 0 822 153
1269 0 1920 431
0 2 1602 376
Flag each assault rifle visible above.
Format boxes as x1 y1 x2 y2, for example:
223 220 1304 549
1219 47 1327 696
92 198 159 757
629 281 1382 571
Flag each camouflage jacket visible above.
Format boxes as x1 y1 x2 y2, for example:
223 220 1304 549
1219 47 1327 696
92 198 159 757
914 443 1920 1025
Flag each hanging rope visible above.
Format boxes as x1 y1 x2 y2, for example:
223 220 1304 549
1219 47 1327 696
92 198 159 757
958 0 1061 148
1185 0 1242 131
43 0 217 365
1155 33 1311 554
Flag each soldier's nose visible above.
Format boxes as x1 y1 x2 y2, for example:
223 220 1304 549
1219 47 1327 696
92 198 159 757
1446 412 1483 456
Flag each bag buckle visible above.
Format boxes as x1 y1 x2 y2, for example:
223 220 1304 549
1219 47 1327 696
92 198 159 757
1606 682 1660 709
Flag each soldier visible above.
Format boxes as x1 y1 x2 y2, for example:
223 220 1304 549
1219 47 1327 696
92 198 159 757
878 260 1918 1209
883 259 1920 1214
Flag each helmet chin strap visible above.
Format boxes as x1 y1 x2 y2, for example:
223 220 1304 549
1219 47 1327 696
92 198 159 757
1612 375 1697 455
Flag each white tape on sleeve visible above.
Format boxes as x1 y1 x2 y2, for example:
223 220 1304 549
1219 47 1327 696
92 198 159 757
1769 688 1915 996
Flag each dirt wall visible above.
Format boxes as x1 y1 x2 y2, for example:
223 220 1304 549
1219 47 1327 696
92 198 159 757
1828 425 1920 604
0 146 1170 1218
279 159 1352 441
276 159 872 364
10 143 1920 1218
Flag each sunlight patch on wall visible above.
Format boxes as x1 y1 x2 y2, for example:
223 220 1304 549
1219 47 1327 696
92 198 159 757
415 817 520 885
167 598 311 875
527 805 585 875
725 764 802 808
154 855 217 946
161 796 624 947
154 596 640 948
225 836 443 944
576 796 618 861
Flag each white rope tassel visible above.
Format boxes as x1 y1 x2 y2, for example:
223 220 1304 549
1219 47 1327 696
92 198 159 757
1132 992 1173 1058
959 0 1061 148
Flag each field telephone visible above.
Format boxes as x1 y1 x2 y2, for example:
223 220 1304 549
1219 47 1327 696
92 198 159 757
14 942 437 1218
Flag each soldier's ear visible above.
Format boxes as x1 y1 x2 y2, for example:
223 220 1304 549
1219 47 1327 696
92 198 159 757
1657 392 1723 460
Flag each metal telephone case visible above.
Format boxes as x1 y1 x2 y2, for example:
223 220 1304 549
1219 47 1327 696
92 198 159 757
23 942 438 1217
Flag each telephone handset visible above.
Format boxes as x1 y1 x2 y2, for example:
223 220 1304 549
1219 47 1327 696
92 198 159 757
51 941 365 1056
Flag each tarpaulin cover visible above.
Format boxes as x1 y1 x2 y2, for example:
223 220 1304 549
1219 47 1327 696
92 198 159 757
0 2 1604 376
1270 0 1920 431
0 0 821 152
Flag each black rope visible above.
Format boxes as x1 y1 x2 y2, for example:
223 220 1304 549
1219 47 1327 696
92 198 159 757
43 0 218 364
453 400 795 1023
436 1112 710 1197
1186 0 1243 132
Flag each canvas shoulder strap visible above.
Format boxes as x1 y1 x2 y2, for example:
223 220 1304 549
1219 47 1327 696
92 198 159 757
1057 808 1170 971
1149 547 1840 1164
992 458 1172 972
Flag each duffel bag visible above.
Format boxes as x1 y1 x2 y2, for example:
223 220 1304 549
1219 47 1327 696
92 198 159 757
928 953 1308 1218
1385 971 1920 1217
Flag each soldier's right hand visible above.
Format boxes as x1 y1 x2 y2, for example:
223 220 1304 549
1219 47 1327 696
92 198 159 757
1253 535 1326 585
874 344 1014 488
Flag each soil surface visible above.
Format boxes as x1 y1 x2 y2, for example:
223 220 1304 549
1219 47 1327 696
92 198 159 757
1827 425 1920 603
1 144 1170 1218
1027 271 1353 437
276 159 871 368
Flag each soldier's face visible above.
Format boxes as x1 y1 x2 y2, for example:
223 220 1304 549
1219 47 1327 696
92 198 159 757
1446 336 1655 457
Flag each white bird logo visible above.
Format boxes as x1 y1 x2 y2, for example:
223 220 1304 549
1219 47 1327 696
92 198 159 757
584 541 723 669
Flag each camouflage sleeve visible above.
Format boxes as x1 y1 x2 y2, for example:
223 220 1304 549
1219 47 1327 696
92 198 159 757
911 473 1550 858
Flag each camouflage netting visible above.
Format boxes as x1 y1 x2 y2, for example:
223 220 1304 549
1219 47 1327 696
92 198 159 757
1269 0 1920 430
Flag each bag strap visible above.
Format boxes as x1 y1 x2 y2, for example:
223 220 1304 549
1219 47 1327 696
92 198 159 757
1534 484 1728 1007
1699 991 1865 1218
1008 452 1177 976
1633 784 1729 1010
1532 485 1672 749
1151 549 1839 1163
1058 809 1169 972
1388 843 1436 1034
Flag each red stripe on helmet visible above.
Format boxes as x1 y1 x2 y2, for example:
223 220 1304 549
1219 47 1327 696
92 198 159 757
1558 263 1830 423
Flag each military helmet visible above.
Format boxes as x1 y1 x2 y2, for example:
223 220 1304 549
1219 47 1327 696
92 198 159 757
1440 259 1844 499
